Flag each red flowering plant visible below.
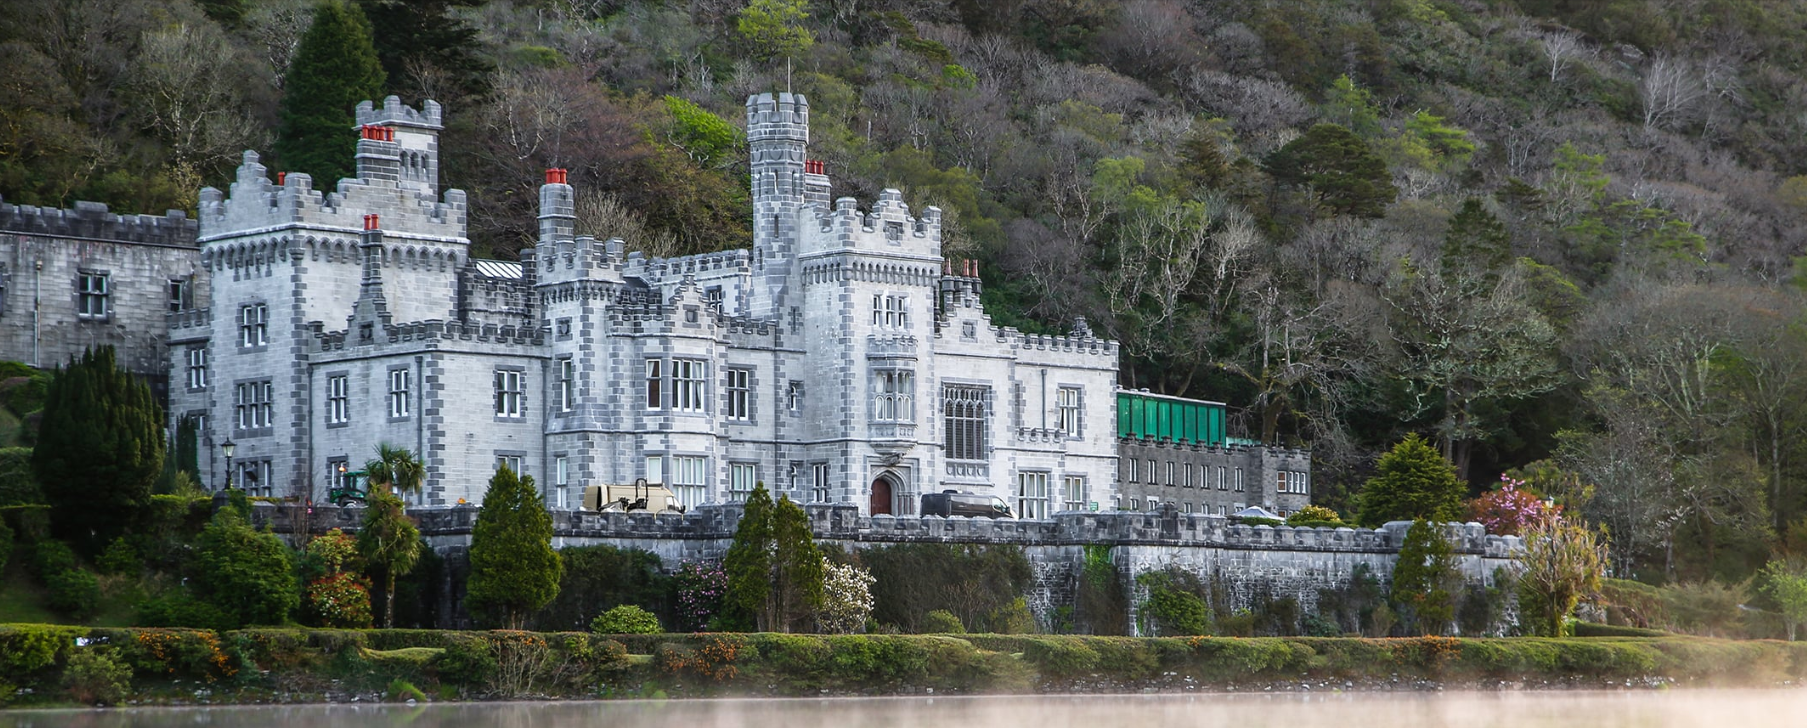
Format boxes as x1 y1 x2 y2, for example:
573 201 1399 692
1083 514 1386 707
303 529 373 628
1468 475 1557 536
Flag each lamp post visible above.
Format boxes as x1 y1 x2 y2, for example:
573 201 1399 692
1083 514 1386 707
221 439 236 492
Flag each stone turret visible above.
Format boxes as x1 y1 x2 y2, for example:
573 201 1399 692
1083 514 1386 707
355 96 443 197
746 92 822 318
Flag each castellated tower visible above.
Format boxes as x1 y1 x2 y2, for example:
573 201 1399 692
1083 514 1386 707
180 95 471 503
746 92 829 319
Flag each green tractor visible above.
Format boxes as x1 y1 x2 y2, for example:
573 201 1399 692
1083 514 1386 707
328 464 370 507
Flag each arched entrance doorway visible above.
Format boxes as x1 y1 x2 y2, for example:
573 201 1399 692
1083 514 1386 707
869 476 894 515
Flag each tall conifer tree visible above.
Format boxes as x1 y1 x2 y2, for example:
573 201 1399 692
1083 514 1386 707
274 0 386 186
465 464 562 629
32 347 163 555
724 484 824 631
722 484 774 629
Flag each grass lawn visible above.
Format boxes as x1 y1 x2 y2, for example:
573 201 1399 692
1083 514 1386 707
0 552 141 627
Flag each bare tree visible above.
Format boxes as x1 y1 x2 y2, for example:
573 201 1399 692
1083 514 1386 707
1641 53 1706 130
130 23 267 200
575 189 681 258
245 0 315 88
1537 30 1587 83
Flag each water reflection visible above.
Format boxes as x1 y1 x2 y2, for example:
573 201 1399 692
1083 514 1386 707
5 691 1807 728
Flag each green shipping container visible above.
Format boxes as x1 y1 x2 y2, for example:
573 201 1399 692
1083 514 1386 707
1116 391 1226 446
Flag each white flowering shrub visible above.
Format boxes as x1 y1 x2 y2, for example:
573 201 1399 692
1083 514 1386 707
817 558 876 634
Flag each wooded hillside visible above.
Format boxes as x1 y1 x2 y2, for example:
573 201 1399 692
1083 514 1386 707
5 0 1807 583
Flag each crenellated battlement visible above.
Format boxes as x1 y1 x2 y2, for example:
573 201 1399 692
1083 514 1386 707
356 96 443 129
0 195 196 247
1002 328 1119 358
197 151 467 243
310 316 545 353
623 248 753 283
746 92 809 142
804 192 943 258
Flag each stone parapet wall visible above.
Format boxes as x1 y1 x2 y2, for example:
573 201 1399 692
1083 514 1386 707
254 501 1521 632
258 501 1518 556
0 196 197 248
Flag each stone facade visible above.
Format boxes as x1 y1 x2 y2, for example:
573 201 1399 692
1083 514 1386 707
171 94 1123 511
0 196 202 392
1116 438 1313 516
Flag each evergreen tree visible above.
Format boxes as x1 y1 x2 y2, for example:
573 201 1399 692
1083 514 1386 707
722 484 774 629
1390 519 1459 635
357 489 420 627
769 495 824 632
466 464 562 629
192 504 299 627
356 0 491 104
1442 197 1512 276
32 347 163 555
1265 123 1397 218
274 0 385 186
174 414 200 481
1356 434 1464 527
724 484 824 631
198 0 248 26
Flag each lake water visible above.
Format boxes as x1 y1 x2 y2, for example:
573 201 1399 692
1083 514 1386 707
3 691 1805 728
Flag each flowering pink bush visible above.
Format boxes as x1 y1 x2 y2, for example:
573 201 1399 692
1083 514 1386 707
1468 476 1556 536
673 561 727 632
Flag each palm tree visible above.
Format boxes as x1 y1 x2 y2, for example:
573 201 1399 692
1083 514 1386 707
358 444 424 627
364 443 425 495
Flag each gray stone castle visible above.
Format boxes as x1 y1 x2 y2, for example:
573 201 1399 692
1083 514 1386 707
0 94 1314 519
161 94 1122 514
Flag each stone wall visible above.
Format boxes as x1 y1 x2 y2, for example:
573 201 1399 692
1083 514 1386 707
255 501 1520 633
0 196 201 380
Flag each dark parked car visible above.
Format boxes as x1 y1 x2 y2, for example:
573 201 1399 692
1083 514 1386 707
920 490 1013 518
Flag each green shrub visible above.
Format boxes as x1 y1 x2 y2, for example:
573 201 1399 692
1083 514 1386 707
1 504 50 541
192 508 298 627
1023 638 1099 677
135 592 237 632
0 624 88 678
97 537 141 575
61 648 130 705
113 629 241 681
433 635 496 686
0 517 11 574
1240 517 1284 527
0 448 41 506
1138 571 1211 636
922 609 965 633
986 597 1036 634
591 604 661 634
1286 505 1345 526
46 568 101 618
28 538 77 580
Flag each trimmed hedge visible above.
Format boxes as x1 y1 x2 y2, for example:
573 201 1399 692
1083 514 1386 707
4 626 1807 707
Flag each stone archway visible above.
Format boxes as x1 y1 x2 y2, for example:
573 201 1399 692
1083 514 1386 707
869 475 895 515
